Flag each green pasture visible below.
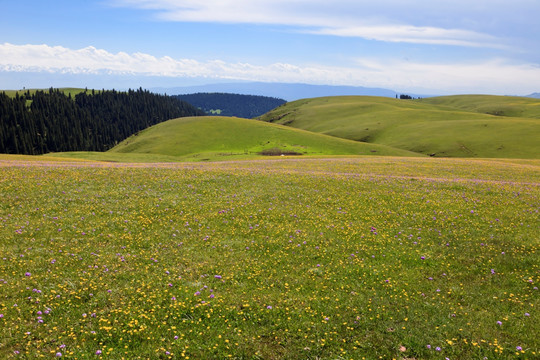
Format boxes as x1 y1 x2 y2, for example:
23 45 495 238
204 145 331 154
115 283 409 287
259 96 540 158
105 116 420 161
420 95 540 119
0 157 538 359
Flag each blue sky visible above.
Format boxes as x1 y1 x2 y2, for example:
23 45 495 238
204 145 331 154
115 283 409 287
1 0 539 94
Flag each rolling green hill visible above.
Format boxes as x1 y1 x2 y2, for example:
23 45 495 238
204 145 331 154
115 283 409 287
419 95 540 118
105 116 421 161
258 95 540 158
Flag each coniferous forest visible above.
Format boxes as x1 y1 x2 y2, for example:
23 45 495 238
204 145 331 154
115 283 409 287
174 93 286 118
0 88 205 155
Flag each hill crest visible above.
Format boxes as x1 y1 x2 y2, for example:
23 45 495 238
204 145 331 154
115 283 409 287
108 115 421 161
259 95 540 159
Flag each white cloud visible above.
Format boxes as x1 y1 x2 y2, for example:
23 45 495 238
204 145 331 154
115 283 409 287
352 58 540 94
1 43 540 94
110 0 509 48
309 26 504 49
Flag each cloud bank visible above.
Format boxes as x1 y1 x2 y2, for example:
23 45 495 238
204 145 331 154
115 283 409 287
111 0 513 49
2 43 540 94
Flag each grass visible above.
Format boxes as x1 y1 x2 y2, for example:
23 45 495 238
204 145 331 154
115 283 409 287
419 95 540 119
258 96 540 158
42 152 198 163
373 118 539 158
103 116 421 161
0 154 92 162
0 156 538 359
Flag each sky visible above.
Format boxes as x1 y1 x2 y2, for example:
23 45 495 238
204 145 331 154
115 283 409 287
1 0 539 95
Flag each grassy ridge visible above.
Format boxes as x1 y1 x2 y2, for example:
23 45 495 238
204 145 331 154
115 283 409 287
0 157 538 359
259 95 540 158
374 118 539 158
106 116 421 161
420 95 540 118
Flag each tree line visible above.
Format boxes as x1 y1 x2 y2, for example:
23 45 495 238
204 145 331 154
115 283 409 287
397 94 422 100
174 93 286 119
0 88 205 155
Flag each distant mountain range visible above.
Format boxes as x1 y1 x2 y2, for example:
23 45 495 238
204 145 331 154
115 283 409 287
526 92 540 99
151 82 401 101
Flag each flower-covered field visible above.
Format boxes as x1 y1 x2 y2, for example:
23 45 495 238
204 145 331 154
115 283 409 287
0 157 538 359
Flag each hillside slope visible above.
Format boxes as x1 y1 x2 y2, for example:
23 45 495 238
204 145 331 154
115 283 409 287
419 95 540 119
108 116 421 161
258 95 540 158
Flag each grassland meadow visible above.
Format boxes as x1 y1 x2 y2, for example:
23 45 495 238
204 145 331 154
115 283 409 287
0 157 538 359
